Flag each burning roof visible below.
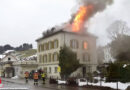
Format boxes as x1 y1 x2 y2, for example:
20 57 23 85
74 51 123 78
72 5 93 32
37 0 113 41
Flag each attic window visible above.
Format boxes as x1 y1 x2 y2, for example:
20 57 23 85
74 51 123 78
8 57 11 61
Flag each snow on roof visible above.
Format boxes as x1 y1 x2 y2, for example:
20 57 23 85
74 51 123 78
15 54 37 62
0 54 5 59
4 50 15 54
26 54 37 60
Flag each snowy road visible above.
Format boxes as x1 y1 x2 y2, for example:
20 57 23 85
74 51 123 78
1 81 98 90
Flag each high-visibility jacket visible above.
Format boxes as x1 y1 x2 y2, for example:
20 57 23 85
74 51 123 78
33 73 38 79
41 73 45 78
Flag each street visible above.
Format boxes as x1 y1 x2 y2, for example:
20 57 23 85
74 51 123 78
1 81 98 90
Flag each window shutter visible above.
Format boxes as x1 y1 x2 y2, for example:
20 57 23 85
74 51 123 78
51 41 54 49
57 53 59 61
77 41 79 49
70 40 72 48
47 43 49 50
82 41 84 49
53 53 54 62
57 40 59 48
43 44 44 51
43 55 44 63
38 45 40 52
41 44 43 51
39 45 41 52
46 55 47 63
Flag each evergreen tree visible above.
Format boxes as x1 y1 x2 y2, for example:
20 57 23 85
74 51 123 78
106 62 130 83
59 46 81 79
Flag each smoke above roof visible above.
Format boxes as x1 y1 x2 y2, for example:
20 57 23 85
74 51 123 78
79 0 113 17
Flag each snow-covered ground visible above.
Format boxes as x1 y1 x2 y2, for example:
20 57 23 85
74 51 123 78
88 81 130 90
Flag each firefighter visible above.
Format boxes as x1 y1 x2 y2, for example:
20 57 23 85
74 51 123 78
24 71 29 83
33 71 39 85
41 72 46 84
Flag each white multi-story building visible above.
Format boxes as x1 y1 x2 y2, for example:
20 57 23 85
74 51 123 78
36 29 97 78
104 46 114 63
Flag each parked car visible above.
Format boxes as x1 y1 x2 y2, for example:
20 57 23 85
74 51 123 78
11 76 19 79
76 78 87 86
57 79 67 85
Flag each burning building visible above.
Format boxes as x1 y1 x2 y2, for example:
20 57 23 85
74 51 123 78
36 5 97 77
36 0 113 78
36 26 97 78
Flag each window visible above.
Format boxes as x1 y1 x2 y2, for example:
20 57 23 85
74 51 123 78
38 45 40 52
44 55 47 63
41 44 44 51
83 53 89 61
49 42 52 50
8 57 11 61
49 53 51 62
70 39 78 49
44 43 49 50
40 55 43 63
42 55 44 63
44 67 47 73
87 66 91 72
49 67 51 73
39 55 42 63
38 44 42 52
44 43 46 50
55 67 57 73
46 43 49 50
83 41 88 49
51 41 54 49
53 53 58 61
54 40 58 48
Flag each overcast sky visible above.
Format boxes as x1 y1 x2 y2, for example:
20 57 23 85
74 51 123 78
0 0 130 48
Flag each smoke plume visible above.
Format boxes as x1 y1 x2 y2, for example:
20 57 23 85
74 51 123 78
78 0 113 18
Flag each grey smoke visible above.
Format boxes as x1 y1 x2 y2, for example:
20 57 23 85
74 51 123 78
78 0 113 18
70 0 113 25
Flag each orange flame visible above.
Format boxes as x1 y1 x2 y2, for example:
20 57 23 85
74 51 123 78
72 5 93 32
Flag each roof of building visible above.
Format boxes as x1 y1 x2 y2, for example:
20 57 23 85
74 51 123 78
36 29 97 42
0 49 37 63
1 54 18 62
4 50 15 54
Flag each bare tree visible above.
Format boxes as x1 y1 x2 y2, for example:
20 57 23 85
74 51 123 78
107 20 130 61
107 20 130 40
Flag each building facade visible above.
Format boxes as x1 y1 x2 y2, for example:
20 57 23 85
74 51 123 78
104 46 114 63
0 53 38 78
36 29 97 78
0 54 17 77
